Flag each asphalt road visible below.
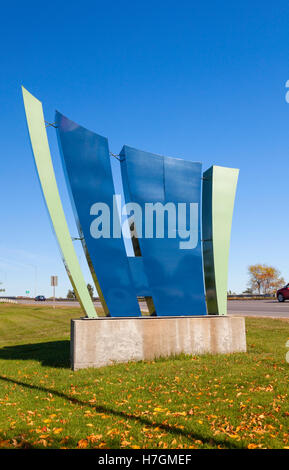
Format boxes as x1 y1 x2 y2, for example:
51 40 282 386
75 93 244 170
228 300 289 319
13 299 289 318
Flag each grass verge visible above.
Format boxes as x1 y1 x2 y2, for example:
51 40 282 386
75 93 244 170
0 304 288 449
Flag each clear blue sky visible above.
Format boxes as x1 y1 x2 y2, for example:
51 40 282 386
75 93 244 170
1 1 289 297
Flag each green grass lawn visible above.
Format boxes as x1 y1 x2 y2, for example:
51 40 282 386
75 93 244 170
0 304 288 449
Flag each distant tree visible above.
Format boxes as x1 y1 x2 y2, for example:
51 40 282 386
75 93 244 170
87 283 94 299
262 267 285 294
248 264 285 294
67 289 76 300
248 264 264 294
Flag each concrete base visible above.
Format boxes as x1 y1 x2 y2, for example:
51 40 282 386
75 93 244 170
70 316 246 370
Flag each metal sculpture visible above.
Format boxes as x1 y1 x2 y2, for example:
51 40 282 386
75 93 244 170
22 88 239 318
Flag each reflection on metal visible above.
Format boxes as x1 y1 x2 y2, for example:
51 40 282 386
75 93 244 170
55 112 141 317
128 221 156 315
121 146 207 316
202 166 239 315
22 88 97 318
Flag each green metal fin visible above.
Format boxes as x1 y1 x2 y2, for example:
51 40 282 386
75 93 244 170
202 165 239 316
22 87 97 318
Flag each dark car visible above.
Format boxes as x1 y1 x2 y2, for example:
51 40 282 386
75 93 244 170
35 295 46 301
276 284 289 302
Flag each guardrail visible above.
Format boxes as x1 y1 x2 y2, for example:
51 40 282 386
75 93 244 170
0 298 18 304
228 294 275 300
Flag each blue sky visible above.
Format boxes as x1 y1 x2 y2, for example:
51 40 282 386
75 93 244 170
1 1 289 297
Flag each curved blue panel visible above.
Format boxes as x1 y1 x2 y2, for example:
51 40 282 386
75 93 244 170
55 113 141 317
120 146 207 316
128 257 151 297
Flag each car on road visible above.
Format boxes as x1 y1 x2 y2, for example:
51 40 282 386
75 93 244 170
35 295 46 301
276 285 289 302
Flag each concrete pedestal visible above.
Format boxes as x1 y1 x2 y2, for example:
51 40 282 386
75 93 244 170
70 316 246 370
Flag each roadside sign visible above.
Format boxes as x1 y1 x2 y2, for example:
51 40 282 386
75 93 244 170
51 276 58 287
51 276 58 309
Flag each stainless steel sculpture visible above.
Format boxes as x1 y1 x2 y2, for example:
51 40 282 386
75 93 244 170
23 88 239 318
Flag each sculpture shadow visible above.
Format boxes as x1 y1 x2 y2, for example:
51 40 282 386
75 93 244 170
0 340 70 369
0 374 245 449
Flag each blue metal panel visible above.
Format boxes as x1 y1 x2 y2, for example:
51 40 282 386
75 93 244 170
55 112 141 317
128 257 151 297
120 146 207 316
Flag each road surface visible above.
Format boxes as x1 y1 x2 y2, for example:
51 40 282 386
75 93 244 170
12 299 289 318
227 300 289 319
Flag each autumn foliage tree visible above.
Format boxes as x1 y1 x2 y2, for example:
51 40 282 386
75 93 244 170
248 264 285 294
